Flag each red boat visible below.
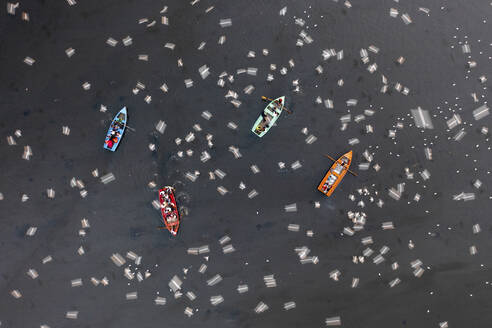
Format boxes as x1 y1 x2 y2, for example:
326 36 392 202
159 186 180 236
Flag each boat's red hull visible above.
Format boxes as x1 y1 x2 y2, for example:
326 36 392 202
159 187 180 235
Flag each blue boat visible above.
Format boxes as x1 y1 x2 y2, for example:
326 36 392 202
103 107 127 151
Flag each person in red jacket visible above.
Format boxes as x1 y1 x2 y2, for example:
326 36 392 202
105 138 114 148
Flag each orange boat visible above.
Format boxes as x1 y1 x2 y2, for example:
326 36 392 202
317 151 353 197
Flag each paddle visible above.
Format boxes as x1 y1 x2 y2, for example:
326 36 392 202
261 96 293 114
324 154 358 176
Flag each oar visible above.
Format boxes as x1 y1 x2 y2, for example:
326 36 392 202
261 96 293 114
324 154 358 177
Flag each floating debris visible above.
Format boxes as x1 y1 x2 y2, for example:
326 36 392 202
7 2 19 15
410 107 434 129
26 269 38 279
155 120 167 134
401 13 412 25
46 188 55 199
325 316 342 326
126 292 138 300
288 224 300 232
382 222 395 230
71 278 83 287
283 301 296 311
184 307 194 317
217 186 228 195
219 18 232 27
389 278 401 288
210 295 224 306
122 36 132 46
473 105 489 121
198 264 207 274
169 275 183 291
11 290 22 299
223 244 235 254
100 172 116 184
106 37 118 47
23 56 35 66
237 284 249 293
26 226 37 236
264 275 277 288
110 253 126 267
285 203 297 212
22 145 33 160
254 301 269 313
289 160 302 170
66 311 78 319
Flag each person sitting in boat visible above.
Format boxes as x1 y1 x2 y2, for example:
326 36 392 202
333 157 349 174
322 174 338 192
167 213 177 223
160 194 169 207
105 138 114 148
259 112 272 129
256 125 265 134
109 127 120 140
333 163 344 174
271 99 283 113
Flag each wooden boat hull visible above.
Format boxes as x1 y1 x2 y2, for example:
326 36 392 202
103 107 127 151
251 96 285 137
318 151 353 197
159 186 180 236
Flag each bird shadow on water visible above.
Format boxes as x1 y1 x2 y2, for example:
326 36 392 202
322 198 337 211
256 221 276 231
16 224 30 238
129 226 145 240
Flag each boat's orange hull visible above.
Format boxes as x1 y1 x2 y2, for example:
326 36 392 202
317 151 353 197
